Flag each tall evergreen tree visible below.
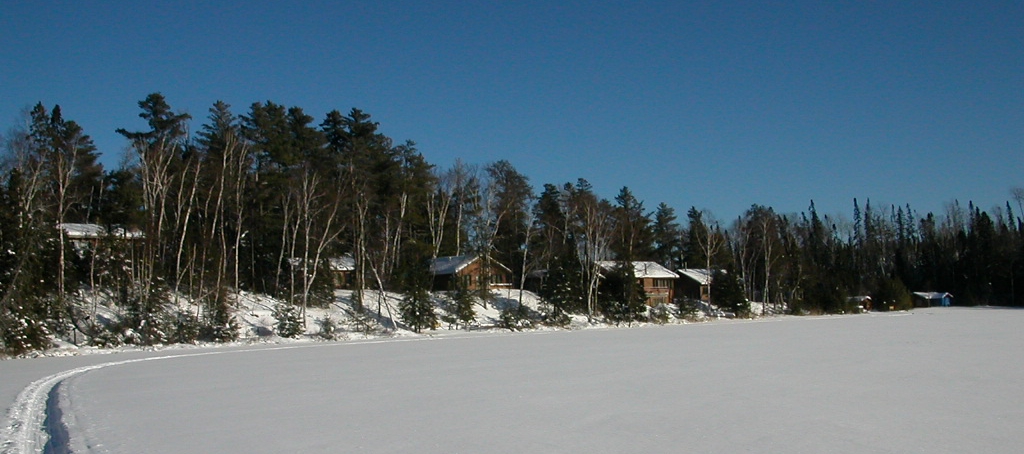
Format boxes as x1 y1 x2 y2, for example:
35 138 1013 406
484 160 534 289
611 187 653 261
711 266 748 317
598 262 647 324
651 203 681 269
23 104 103 331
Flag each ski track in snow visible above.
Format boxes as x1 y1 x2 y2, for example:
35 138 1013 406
0 331 530 454
0 354 211 454
1 346 311 454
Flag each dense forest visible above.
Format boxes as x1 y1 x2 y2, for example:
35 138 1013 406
1 93 1021 354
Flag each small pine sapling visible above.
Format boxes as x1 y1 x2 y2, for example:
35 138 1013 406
316 315 337 340
451 283 477 329
272 303 304 338
399 286 438 333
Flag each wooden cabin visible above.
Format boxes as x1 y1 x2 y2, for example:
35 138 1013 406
676 268 716 302
596 261 679 306
429 255 513 291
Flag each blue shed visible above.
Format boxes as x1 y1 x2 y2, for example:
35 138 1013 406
912 292 953 307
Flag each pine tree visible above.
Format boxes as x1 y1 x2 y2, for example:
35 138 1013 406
872 276 912 311
539 254 583 324
399 285 437 333
0 147 63 352
450 279 477 329
611 187 653 261
711 267 748 317
652 203 681 269
598 263 647 325
272 303 303 338
484 160 534 286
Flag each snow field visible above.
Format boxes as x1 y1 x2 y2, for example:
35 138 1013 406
8 307 1022 453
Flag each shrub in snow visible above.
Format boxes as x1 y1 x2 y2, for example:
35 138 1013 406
346 308 382 335
0 304 53 355
200 290 240 342
273 303 303 338
442 285 476 330
171 310 201 344
537 298 571 327
200 316 240 343
135 312 170 345
317 315 337 340
40 294 74 338
648 303 672 324
440 312 457 329
117 285 172 345
86 315 131 347
541 309 571 327
498 304 534 331
88 328 124 347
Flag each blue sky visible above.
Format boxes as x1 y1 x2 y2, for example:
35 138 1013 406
2 1 1021 222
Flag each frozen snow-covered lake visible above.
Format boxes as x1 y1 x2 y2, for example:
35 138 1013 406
4 307 1024 453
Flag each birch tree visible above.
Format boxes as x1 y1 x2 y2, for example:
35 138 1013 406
565 180 614 321
116 93 192 344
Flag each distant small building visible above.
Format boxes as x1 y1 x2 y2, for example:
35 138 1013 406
429 255 512 291
596 261 678 306
328 255 355 289
58 223 143 253
676 268 716 302
522 269 548 294
847 295 873 311
287 254 356 289
912 292 953 307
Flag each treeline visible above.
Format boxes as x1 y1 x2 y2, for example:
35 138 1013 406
1 93 1021 354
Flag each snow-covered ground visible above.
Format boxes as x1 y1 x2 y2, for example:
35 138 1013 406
4 306 1024 453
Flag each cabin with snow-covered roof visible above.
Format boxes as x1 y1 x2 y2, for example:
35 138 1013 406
596 261 678 306
676 268 718 302
429 255 512 291
58 223 143 254
328 255 356 288
912 292 953 307
286 254 357 289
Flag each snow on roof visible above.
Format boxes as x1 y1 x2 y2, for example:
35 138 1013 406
596 261 679 279
913 292 953 299
288 254 355 271
430 255 512 275
429 255 477 275
58 223 142 239
677 268 716 285
60 223 105 238
329 255 355 272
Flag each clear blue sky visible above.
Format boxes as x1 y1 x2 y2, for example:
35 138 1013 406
2 1 1021 222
